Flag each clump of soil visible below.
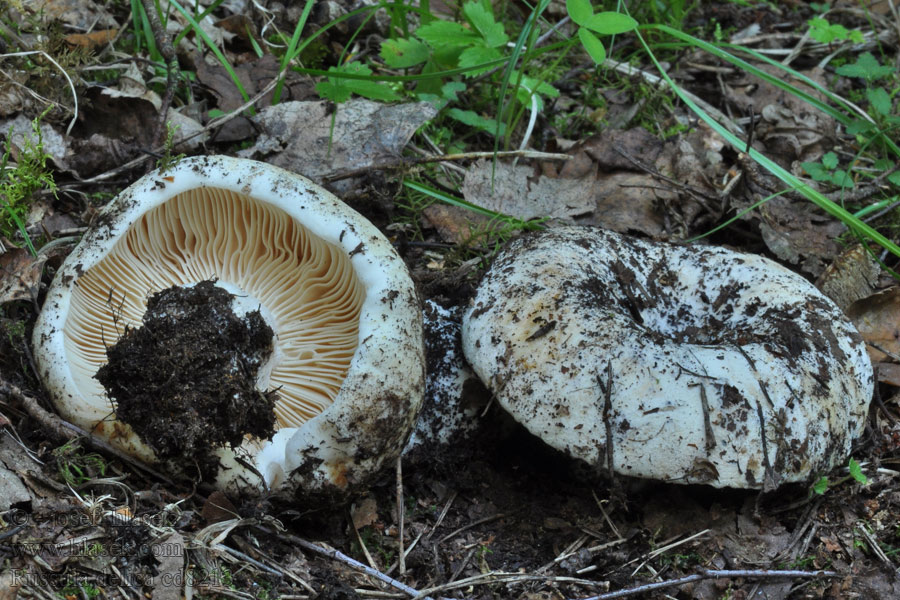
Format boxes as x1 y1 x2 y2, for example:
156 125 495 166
95 280 277 478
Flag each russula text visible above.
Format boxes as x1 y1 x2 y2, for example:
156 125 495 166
33 155 425 496
461 226 873 489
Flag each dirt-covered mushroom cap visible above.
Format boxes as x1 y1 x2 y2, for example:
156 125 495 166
33 155 424 497
462 226 873 489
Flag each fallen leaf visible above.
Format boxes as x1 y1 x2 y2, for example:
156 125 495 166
63 29 118 50
147 533 184 600
241 99 437 193
875 363 900 387
590 171 671 236
423 204 492 245
0 248 45 305
0 571 21 600
758 196 844 277
847 287 900 363
816 244 881 311
201 490 238 524
351 496 379 530
37 0 117 28
462 159 595 221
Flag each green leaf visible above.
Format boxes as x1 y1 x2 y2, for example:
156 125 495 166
830 169 853 188
812 476 829 495
849 30 864 43
381 38 430 68
458 45 504 76
801 161 830 182
867 87 892 116
888 171 900 187
316 63 400 103
446 107 506 137
849 458 868 485
821 151 838 170
416 21 480 48
441 81 467 101
578 28 606 64
566 0 593 26
835 52 894 81
846 118 875 135
315 80 352 103
463 1 508 48
583 12 638 35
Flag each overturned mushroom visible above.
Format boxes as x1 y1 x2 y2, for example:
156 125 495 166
33 155 424 496
462 226 873 489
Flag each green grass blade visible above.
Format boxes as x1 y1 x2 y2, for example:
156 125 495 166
167 0 250 104
273 0 316 104
636 26 900 259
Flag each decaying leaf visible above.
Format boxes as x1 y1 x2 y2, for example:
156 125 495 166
462 159 595 221
0 248 45 305
351 496 379 530
422 204 493 245
241 99 437 193
63 29 118 50
590 171 671 236
816 244 881 311
847 287 900 363
758 196 844 277
147 533 184 600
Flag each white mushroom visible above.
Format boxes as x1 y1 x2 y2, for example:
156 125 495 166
462 226 873 489
33 155 424 496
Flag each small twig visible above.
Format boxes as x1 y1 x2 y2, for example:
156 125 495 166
424 491 457 542
396 456 406 576
351 509 379 571
575 568 837 600
438 513 507 544
140 0 180 146
0 380 73 442
254 526 430 600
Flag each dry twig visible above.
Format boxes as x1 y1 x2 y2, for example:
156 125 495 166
575 568 838 600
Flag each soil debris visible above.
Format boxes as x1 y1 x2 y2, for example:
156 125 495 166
95 280 276 478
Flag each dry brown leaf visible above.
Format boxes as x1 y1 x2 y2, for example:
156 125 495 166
757 196 844 277
0 248 45 305
0 570 21 600
200 490 237 524
590 172 671 236
63 29 118 50
816 244 881 311
242 99 437 193
462 159 595 221
847 287 900 363
423 204 492 245
147 533 184 600
875 363 900 387
351 496 379 530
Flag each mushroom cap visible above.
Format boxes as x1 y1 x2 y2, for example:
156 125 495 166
462 226 873 489
33 155 424 496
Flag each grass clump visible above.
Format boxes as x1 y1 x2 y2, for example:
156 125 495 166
0 106 57 256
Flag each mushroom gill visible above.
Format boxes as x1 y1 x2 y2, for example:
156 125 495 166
65 187 366 429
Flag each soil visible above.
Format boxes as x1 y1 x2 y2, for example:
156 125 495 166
94 280 277 479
